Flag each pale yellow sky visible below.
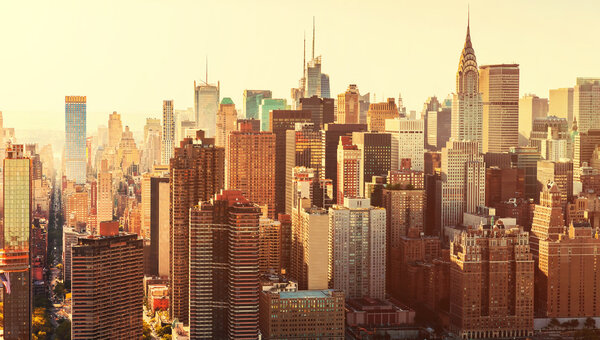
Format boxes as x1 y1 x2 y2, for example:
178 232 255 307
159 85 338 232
1 0 599 132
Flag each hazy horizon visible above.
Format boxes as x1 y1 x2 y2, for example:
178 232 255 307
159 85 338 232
2 0 600 132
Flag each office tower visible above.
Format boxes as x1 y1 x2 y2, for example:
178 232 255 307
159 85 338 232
574 78 600 134
117 126 140 175
236 118 260 133
259 216 281 274
537 159 573 206
337 136 363 204
142 118 162 172
285 123 324 214
359 92 370 124
65 96 87 183
479 64 520 153
243 89 272 119
107 111 123 148
382 181 425 295
574 129 600 180
305 57 322 98
329 198 386 299
337 84 360 124
320 73 331 98
549 87 573 125
189 190 261 339
66 186 88 229
519 94 549 144
509 146 542 202
62 225 88 282
530 182 565 258
71 229 143 339
291 207 329 290
96 160 112 224
290 167 333 211
352 132 392 187
169 131 224 325
271 110 312 213
485 167 525 208
439 140 485 235
259 288 345 339
535 219 600 318
449 225 534 339
140 174 152 240
259 98 287 131
215 98 238 149
299 95 335 129
451 22 483 152
2 145 31 340
426 106 452 151
529 116 568 161
194 79 220 137
228 126 276 218
385 118 425 171
324 124 368 203
367 98 399 132
161 100 175 165
149 176 169 277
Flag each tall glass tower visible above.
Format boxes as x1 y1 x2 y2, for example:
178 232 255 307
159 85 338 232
65 96 87 183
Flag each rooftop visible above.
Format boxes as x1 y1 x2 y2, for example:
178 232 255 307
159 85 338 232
279 289 335 299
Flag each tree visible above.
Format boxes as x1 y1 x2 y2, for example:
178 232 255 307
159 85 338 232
586 317 597 329
55 319 71 340
549 318 561 328
162 335 172 340
32 307 52 339
54 282 66 299
143 321 153 340
156 325 172 337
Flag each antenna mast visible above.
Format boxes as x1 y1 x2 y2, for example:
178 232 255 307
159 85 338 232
312 16 315 60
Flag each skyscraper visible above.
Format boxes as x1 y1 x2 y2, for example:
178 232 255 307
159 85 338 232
548 87 573 125
299 95 335 129
194 79 220 137
2 144 32 340
536 159 573 207
385 118 425 171
189 190 261 339
215 97 237 148
271 109 312 214
337 136 363 204
530 182 565 258
65 96 87 183
161 100 175 165
259 98 287 131
96 159 112 224
451 21 483 153
574 78 600 134
329 197 386 299
227 125 276 218
320 73 331 98
169 131 224 325
479 64 520 153
290 207 329 290
439 140 485 236
337 84 360 124
367 98 399 132
285 123 324 214
449 225 534 339
108 111 123 148
323 123 368 204
352 131 392 188
71 229 143 340
243 89 272 119
519 94 549 145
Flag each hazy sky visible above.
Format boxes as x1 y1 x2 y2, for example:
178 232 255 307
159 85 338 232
1 0 599 132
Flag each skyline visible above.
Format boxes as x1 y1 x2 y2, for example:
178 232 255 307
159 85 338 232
1 0 600 131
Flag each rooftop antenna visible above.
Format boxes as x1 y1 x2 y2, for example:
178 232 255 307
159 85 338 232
303 31 306 75
205 56 208 85
312 16 315 60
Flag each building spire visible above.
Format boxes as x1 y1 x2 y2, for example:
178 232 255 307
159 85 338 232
312 16 315 60
303 31 306 75
205 56 208 85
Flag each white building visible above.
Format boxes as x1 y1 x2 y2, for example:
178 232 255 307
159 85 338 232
439 140 485 238
385 118 424 171
329 197 386 299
